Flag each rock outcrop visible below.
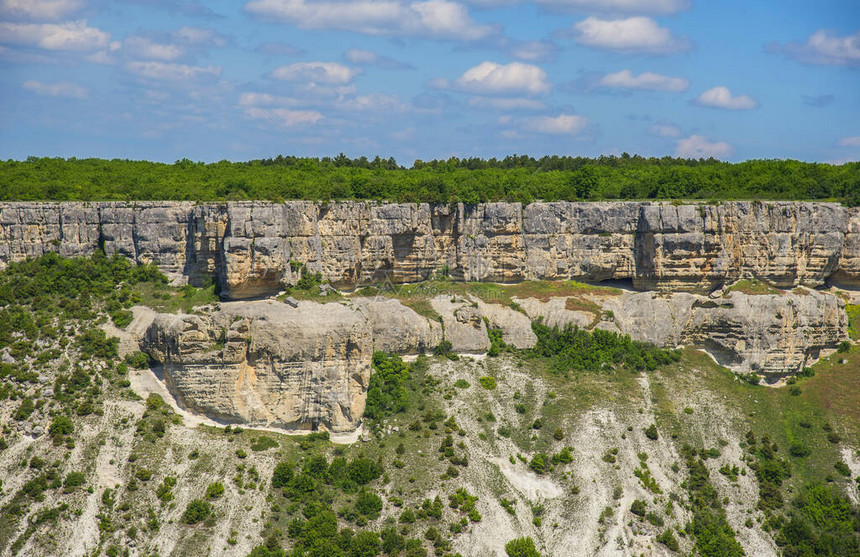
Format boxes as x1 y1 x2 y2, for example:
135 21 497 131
142 300 372 432
2 201 858 297
4 200 853 430
521 288 847 375
141 286 847 432
351 298 443 354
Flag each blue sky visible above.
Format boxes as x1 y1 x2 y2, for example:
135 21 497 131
0 0 858 164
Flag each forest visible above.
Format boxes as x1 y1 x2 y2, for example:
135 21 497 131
1 155 858 205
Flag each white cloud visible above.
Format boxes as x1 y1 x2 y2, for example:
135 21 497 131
244 0 495 41
125 60 221 81
467 96 545 110
769 29 860 67
536 0 689 14
124 36 184 61
270 62 361 84
694 86 758 110
648 123 681 137
245 106 323 126
339 93 409 112
0 0 84 21
0 20 110 52
449 61 550 96
238 92 302 107
343 48 378 65
599 69 688 91
122 27 228 62
569 16 689 54
505 39 558 62
172 26 228 47
525 113 588 135
675 135 734 159
22 79 88 98
343 48 411 69
836 136 860 147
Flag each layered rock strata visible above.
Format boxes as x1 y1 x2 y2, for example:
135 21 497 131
142 300 372 432
140 286 848 430
1 201 858 297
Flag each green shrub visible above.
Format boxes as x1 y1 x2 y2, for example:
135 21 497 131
250 436 279 451
478 376 497 390
657 529 680 551
271 462 294 489
64 471 86 488
364 352 411 421
206 482 225 499
453 379 470 389
529 454 547 475
49 415 74 439
182 499 212 524
347 457 383 485
156 477 176 502
630 499 647 517
789 442 810 457
530 319 680 373
505 536 541 557
124 351 150 368
355 489 383 517
13 397 35 421
644 424 658 440
776 483 860 555
834 461 851 477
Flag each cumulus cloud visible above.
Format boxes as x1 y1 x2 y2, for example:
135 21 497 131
504 39 558 62
693 86 758 110
22 79 88 98
270 61 361 84
125 60 221 82
0 0 85 21
124 36 184 61
0 20 110 52
648 123 681 137
238 92 302 107
339 93 409 112
567 16 689 54
467 96 545 110
535 0 689 14
244 0 495 41
768 29 860 67
525 113 588 135
837 136 860 148
172 26 228 47
245 106 323 126
122 27 228 62
599 69 688 91
343 48 412 69
675 134 734 159
439 61 550 96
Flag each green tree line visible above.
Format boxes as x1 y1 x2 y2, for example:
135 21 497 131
1 155 858 204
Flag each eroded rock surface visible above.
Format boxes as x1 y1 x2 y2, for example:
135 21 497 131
524 289 847 375
2 201 858 296
142 300 372 432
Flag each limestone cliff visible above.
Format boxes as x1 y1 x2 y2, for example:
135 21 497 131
142 300 372 432
2 200 853 430
1 201 858 297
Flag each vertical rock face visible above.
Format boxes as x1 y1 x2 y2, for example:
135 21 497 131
142 300 372 432
595 289 847 374
1 201 858 296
